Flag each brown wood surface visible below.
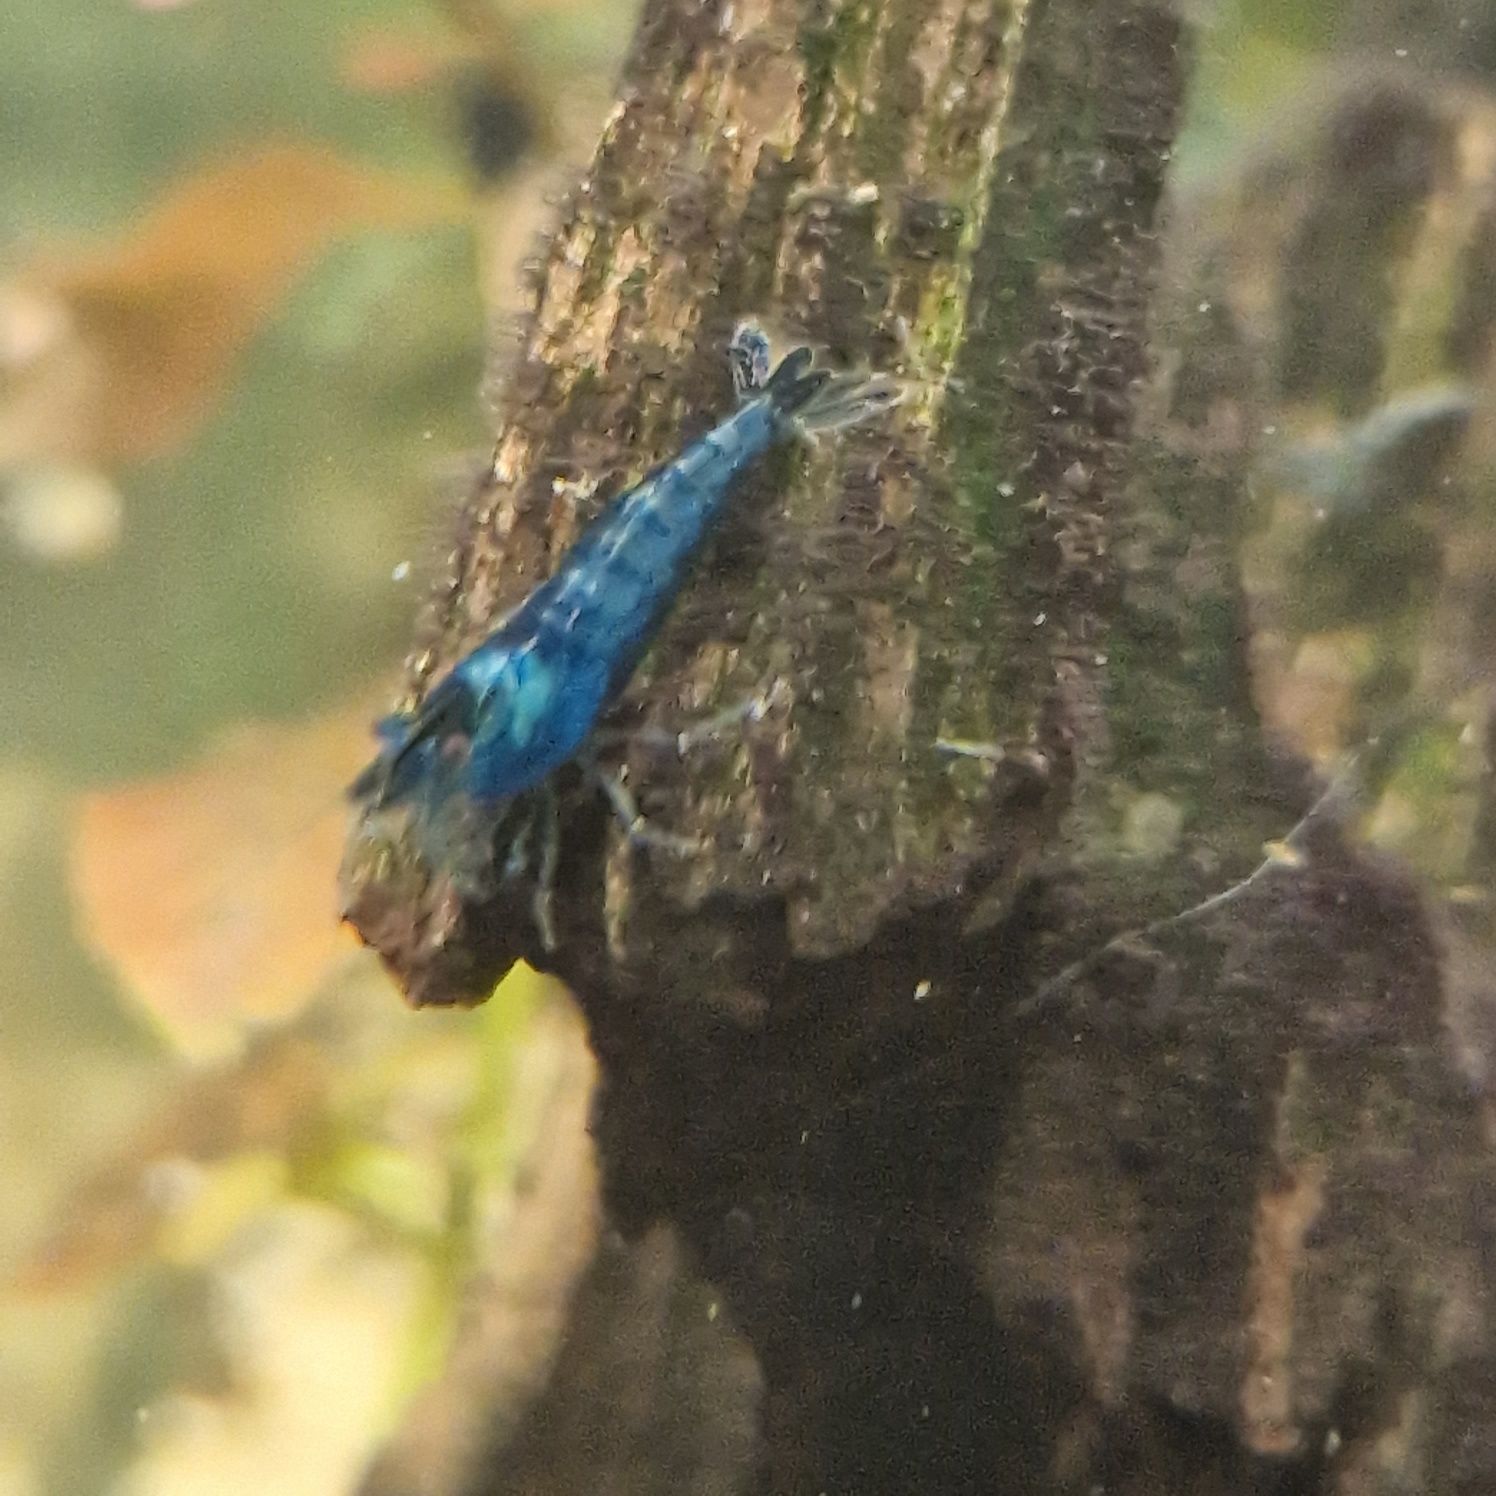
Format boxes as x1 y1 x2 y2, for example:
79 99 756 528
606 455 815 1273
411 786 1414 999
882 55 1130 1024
346 2 1496 1491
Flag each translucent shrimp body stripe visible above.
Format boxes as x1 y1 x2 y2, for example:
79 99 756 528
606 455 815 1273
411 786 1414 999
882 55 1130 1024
353 323 900 836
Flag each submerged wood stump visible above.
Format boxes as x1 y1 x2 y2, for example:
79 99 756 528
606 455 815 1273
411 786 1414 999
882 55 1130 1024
347 2 1496 1491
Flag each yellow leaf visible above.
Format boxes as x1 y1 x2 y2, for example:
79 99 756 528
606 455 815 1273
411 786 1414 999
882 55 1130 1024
155 1152 291 1267
17 1037 328 1291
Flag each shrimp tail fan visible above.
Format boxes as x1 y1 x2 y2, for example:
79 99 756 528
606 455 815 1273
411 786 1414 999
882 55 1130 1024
349 677 477 809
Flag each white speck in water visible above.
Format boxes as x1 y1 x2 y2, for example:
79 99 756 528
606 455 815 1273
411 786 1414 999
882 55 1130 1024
1394 47 1408 57
422 429 434 440
800 1130 809 1145
914 979 931 1001
1034 611 1046 626
707 1302 720 1322
1198 300 1211 313
1262 424 1277 436
920 1404 930 1420
997 481 1016 498
850 1292 863 1310
391 560 411 582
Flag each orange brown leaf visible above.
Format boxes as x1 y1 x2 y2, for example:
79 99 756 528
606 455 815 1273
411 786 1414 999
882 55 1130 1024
0 144 463 470
71 700 381 1055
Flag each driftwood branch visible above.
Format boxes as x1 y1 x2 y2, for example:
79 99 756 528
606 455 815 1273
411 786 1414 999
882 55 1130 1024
345 1 1496 1491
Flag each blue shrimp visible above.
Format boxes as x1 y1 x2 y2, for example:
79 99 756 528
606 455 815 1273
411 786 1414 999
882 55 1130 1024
350 323 901 939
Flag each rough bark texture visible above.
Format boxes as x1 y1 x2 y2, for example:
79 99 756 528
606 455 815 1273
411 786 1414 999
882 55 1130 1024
344 0 1496 1491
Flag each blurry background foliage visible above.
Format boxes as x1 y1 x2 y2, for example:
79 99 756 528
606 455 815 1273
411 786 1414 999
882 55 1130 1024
5 0 1496 1493
0 0 629 1492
